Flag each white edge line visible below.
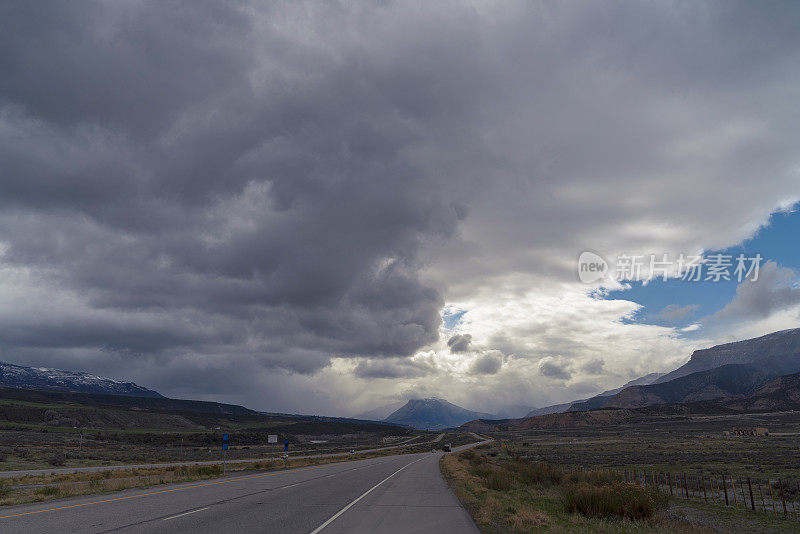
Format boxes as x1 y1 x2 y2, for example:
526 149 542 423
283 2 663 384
163 506 209 521
308 457 424 534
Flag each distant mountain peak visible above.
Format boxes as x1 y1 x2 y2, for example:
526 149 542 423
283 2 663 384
384 397 495 430
0 361 164 398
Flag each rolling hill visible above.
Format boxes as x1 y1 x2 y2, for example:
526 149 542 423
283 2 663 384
524 372 665 417
722 371 800 413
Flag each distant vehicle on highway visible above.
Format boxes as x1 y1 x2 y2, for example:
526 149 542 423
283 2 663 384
442 443 451 452
431 449 437 453
280 454 288 459
349 449 355 454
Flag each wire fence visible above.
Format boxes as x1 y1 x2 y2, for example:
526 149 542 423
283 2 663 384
504 446 799 521
620 468 798 519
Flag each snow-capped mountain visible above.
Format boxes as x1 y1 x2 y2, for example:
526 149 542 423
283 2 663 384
0 361 164 398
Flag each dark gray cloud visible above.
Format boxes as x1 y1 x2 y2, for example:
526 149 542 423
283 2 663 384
538 357 572 381
580 358 605 376
447 334 473 353
0 1 481 385
468 352 502 375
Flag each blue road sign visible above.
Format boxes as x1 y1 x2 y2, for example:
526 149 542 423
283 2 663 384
223 434 229 441
223 443 228 450
284 439 289 452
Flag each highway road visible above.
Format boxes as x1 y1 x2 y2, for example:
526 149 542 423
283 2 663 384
0 441 488 533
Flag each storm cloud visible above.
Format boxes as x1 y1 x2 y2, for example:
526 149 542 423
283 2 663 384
0 1 472 382
469 352 503 376
1 1 800 413
447 334 473 354
538 357 573 381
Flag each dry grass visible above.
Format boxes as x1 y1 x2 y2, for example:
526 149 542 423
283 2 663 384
441 445 738 534
1 463 244 506
510 507 548 530
563 482 668 520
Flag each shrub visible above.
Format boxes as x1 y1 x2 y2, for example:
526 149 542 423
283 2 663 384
47 454 66 467
35 486 61 496
469 455 487 467
470 465 495 479
460 450 476 461
193 465 221 477
566 469 620 487
485 471 513 491
563 482 667 520
518 462 563 486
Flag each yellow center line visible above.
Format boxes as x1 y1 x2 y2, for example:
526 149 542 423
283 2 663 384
0 462 334 521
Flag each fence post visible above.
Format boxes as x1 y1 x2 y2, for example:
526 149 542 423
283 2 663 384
702 473 707 502
747 477 755 511
668 472 673 496
769 480 777 514
731 476 737 507
683 473 689 500
723 475 729 506
779 479 787 518
708 475 722 501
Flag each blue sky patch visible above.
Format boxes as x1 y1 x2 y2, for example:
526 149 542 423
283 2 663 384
606 207 800 334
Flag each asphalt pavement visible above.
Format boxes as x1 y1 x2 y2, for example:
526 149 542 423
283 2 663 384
0 440 488 533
